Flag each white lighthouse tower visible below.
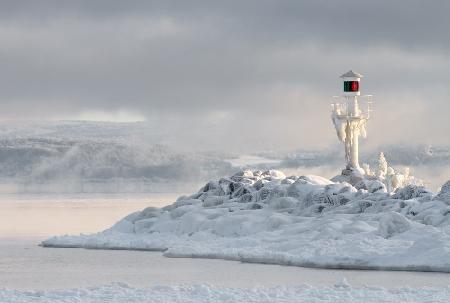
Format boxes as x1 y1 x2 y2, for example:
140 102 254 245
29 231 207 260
331 70 372 175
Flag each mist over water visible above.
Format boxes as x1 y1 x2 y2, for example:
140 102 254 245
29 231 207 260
0 121 447 194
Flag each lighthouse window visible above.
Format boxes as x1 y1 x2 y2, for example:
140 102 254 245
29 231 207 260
344 81 359 92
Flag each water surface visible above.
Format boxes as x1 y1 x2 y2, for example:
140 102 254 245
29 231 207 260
1 194 449 290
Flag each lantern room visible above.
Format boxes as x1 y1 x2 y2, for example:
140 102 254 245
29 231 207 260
340 70 363 96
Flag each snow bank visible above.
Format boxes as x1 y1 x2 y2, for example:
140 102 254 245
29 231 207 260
2 283 450 303
43 169 450 272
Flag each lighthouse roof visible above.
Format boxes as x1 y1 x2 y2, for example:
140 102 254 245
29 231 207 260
340 70 363 78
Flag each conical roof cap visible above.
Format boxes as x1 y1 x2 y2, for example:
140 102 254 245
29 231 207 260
340 70 363 78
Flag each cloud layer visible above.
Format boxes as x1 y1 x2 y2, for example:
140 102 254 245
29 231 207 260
0 0 449 150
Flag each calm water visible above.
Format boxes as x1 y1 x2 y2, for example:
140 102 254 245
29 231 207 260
1 193 450 290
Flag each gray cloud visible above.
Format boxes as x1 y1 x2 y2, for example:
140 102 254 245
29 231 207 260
0 0 449 150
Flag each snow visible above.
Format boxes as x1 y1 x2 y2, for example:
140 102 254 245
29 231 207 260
43 169 450 272
1 283 450 303
434 180 450 204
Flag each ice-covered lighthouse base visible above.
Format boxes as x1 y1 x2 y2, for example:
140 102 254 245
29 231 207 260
43 169 450 272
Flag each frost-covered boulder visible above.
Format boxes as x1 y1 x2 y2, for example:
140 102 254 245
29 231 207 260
392 184 433 201
263 169 286 180
434 180 450 205
355 179 386 193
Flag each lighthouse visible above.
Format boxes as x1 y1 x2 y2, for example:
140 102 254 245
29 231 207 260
331 70 372 175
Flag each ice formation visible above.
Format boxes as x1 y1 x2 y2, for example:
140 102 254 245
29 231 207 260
39 71 449 273
43 168 450 272
331 70 372 175
333 152 423 194
2 282 450 303
331 72 425 194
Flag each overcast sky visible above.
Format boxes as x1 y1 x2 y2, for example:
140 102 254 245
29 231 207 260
0 0 449 151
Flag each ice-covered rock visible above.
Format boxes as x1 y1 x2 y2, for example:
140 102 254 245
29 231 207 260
355 179 387 193
42 169 450 273
263 169 286 180
434 180 450 205
392 184 433 201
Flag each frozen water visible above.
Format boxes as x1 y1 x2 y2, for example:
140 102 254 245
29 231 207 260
1 283 450 303
2 193 450 302
8 238 450 290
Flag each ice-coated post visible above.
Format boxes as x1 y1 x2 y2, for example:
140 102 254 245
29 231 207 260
332 70 369 174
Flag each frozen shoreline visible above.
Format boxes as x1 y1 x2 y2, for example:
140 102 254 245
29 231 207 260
41 227 450 273
43 170 450 273
9 237 450 291
2 195 450 302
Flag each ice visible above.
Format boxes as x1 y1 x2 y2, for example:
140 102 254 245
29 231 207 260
1 283 450 303
377 212 412 238
43 169 450 272
434 180 450 204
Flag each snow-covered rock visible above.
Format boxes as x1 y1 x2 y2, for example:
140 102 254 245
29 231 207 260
434 180 450 205
355 179 387 193
392 184 433 201
43 169 450 272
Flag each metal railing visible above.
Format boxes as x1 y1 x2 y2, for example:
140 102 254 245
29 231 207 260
331 95 373 120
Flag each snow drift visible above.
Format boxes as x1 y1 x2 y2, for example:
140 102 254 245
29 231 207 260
3 282 450 303
42 169 450 272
